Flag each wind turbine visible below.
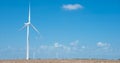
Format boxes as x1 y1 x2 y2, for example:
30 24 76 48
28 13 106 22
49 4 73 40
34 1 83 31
20 3 39 60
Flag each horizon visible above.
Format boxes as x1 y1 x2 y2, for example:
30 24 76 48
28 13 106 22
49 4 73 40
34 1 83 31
0 0 120 60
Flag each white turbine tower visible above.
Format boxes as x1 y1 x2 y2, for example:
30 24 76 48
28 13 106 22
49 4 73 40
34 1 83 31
20 3 39 60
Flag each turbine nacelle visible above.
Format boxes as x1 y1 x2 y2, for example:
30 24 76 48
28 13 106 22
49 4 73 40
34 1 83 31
25 22 31 26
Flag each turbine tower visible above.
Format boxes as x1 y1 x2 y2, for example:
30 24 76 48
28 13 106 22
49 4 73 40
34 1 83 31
20 3 39 60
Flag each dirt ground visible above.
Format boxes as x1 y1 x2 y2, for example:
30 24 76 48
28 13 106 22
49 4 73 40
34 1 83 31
0 59 120 63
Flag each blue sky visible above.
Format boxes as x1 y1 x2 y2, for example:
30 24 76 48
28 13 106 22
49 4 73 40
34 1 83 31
0 0 120 59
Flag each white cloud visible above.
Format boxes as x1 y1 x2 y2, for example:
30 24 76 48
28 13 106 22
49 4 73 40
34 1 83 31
38 42 71 52
39 45 48 49
54 42 63 48
70 40 79 46
97 42 110 49
54 42 71 51
62 4 83 10
81 46 86 49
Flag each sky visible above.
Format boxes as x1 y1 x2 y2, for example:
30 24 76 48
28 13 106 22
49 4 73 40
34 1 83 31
0 0 120 60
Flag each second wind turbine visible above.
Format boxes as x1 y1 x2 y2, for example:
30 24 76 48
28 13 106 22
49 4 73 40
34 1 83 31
20 3 39 60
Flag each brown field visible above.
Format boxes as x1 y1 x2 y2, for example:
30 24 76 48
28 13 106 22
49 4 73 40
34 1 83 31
0 59 120 63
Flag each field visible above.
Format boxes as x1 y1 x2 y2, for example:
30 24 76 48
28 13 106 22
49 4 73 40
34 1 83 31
0 59 120 63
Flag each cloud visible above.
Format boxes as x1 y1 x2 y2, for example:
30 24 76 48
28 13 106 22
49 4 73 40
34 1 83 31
97 42 110 49
81 46 86 49
62 4 83 10
39 45 49 49
70 40 79 46
54 42 63 48
38 40 81 52
54 42 71 51
38 42 71 52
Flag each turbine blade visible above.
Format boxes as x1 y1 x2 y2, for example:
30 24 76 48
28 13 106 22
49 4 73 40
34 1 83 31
28 3 31 23
30 24 40 33
19 25 27 31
